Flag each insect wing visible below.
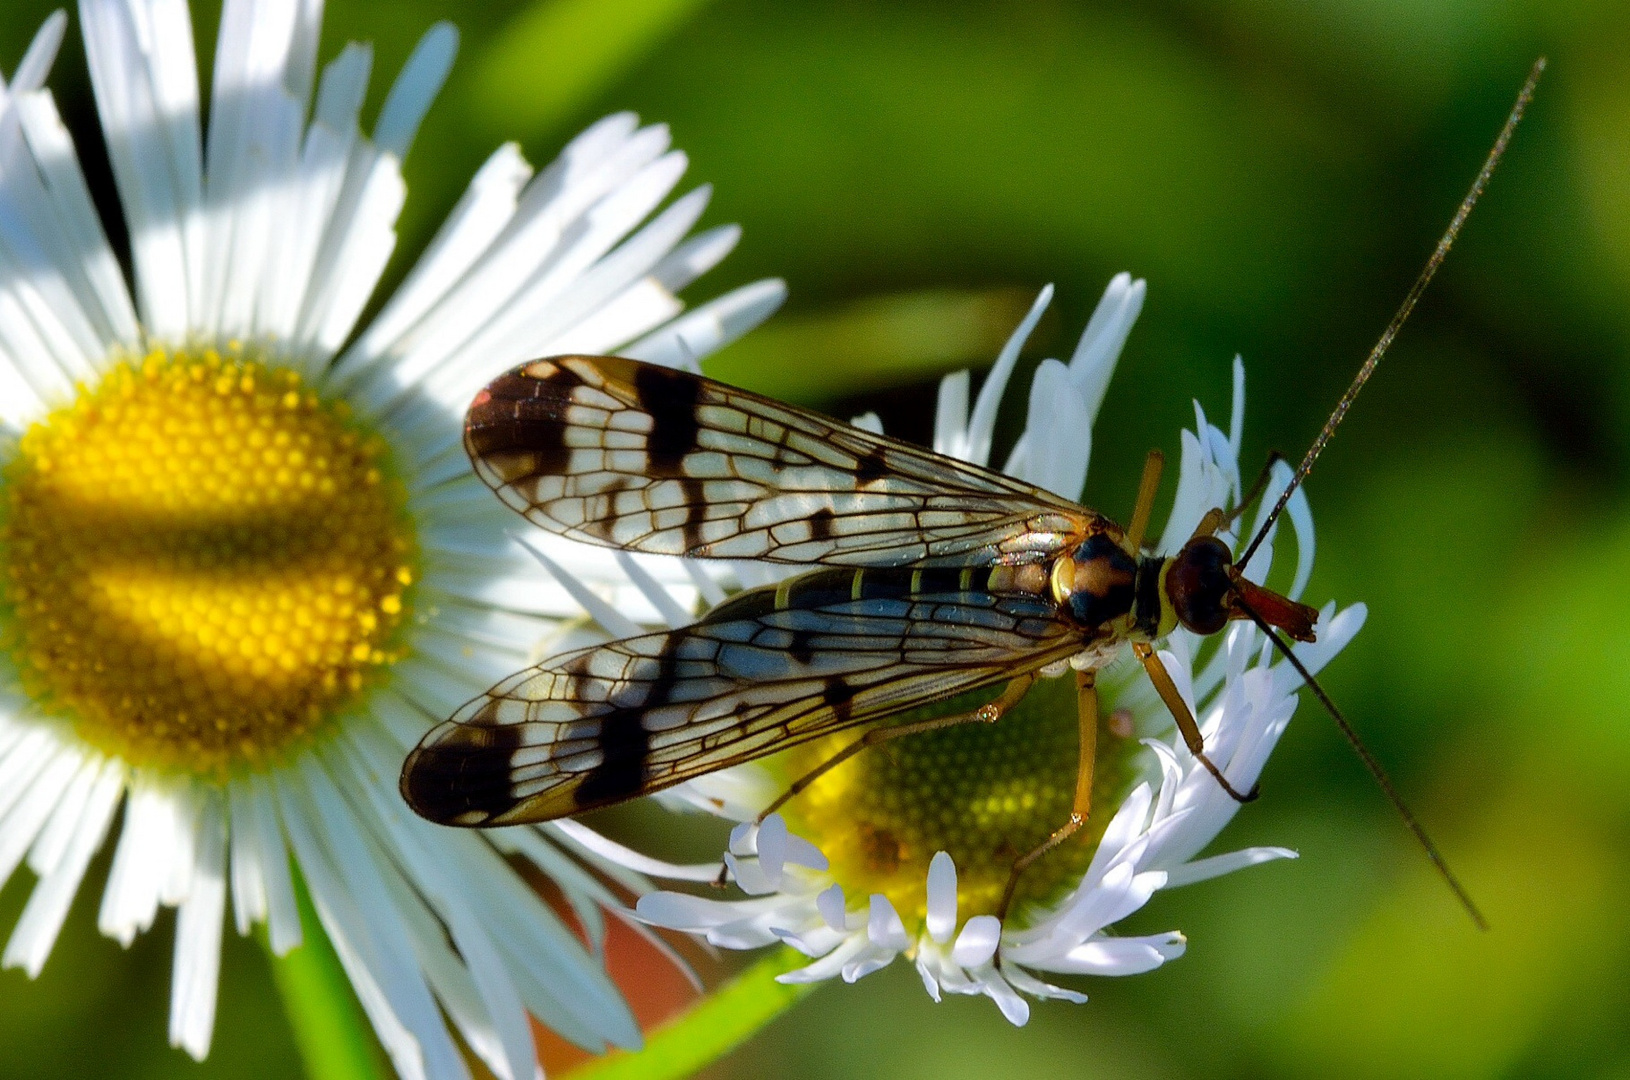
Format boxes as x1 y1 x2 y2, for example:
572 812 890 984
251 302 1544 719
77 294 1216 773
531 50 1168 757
401 573 1082 825
465 354 1094 568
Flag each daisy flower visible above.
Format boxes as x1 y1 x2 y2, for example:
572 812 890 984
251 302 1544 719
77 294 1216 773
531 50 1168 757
0 2 780 1075
545 275 1366 1023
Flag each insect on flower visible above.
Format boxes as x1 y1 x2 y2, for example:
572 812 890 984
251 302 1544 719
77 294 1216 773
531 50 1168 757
402 60 1545 926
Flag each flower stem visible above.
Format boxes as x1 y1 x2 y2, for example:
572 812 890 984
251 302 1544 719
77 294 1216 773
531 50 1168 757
265 868 389 1080
560 948 819 1080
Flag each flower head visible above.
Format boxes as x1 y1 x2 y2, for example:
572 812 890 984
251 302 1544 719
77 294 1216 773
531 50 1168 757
600 275 1366 1023
0 2 780 1073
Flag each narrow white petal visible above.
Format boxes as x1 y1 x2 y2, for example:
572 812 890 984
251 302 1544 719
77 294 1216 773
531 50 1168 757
226 782 264 934
169 795 225 1060
3 759 122 976
332 142 533 389
963 284 1050 467
816 884 847 932
1066 272 1144 426
979 969 1031 1026
81 0 206 336
777 933 867 984
1161 845 1297 889
622 278 787 370
372 23 456 159
280 762 465 1080
546 819 723 882
273 772 434 1080
514 534 643 639
0 741 83 885
933 370 970 456
25 753 102 876
1228 354 1246 456
1001 964 1088 1004
924 851 957 944
14 89 140 345
951 915 1001 968
613 551 691 630
98 778 178 944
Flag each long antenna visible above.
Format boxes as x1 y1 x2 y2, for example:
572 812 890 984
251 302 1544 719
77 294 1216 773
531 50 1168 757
1239 57 1546 572
1233 592 1489 930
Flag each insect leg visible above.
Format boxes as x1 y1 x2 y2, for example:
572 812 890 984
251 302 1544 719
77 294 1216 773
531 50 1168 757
1134 641 1258 802
1124 449 1165 553
996 669 1098 925
755 673 1040 822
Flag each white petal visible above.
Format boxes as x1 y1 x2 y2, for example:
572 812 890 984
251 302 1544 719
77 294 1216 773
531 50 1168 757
613 551 691 630
1161 845 1297 888
980 969 1030 1026
546 818 722 883
815 884 847 931
1047 933 1187 976
622 278 787 370
963 284 1050 467
1001 964 1088 1004
169 794 225 1060
3 758 122 976
277 762 464 1080
933 370 969 456
924 851 957 944
0 741 83 885
1065 272 1144 424
372 23 456 159
777 932 867 984
81 0 206 337
866 894 909 952
951 914 1001 968
513 534 643 639
332 142 532 389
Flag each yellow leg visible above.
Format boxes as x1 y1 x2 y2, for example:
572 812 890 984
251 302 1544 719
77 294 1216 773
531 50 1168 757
997 669 1099 925
1133 642 1258 803
1125 449 1165 553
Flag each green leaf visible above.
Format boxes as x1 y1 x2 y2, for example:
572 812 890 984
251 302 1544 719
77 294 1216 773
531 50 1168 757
468 0 717 139
560 949 820 1080
703 288 1035 405
267 870 390 1080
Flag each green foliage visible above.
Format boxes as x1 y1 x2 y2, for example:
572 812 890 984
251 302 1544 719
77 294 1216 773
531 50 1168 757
2 0 1628 1078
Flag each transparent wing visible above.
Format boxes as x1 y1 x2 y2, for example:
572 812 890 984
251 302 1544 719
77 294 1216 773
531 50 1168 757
401 571 1083 825
464 354 1095 567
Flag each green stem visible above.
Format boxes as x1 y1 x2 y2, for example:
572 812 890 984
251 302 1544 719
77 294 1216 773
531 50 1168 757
560 949 820 1080
265 869 390 1080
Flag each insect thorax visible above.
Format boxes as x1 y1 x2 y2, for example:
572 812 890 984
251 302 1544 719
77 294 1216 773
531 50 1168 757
1044 530 1168 641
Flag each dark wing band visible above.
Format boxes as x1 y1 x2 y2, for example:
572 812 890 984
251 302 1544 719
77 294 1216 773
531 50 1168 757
463 354 1094 567
401 574 1082 825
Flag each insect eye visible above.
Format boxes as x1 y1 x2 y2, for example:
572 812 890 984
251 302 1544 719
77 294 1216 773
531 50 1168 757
1166 535 1233 634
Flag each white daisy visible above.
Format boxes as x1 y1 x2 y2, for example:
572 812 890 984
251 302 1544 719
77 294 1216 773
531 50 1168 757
548 275 1366 1023
0 2 781 1075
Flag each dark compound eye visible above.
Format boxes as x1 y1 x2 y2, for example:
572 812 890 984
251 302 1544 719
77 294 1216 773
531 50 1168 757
1166 535 1233 635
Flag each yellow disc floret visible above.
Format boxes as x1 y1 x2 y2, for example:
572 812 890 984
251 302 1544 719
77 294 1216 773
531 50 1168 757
773 675 1141 927
0 347 416 776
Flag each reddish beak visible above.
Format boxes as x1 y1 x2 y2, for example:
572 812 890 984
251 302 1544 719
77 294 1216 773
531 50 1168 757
1228 576 1319 642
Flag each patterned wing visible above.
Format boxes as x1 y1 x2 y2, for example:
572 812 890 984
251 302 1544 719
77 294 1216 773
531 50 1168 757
400 569 1083 825
464 354 1096 568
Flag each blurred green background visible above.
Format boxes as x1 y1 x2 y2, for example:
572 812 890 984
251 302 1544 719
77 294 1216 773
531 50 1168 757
3 0 1629 1077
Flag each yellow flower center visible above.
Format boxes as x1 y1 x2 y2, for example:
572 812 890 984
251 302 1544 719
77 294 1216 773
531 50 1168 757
774 673 1143 928
0 347 416 777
